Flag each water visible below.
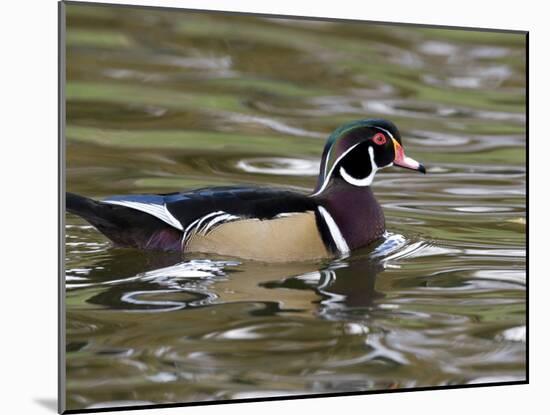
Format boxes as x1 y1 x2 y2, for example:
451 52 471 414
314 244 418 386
64 4 526 411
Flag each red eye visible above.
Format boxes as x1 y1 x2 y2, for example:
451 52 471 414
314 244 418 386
373 132 387 145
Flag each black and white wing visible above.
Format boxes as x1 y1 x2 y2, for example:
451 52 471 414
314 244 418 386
100 186 317 250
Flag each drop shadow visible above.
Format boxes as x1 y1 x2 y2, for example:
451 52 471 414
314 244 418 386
34 398 57 413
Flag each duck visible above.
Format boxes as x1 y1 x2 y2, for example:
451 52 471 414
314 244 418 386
66 118 425 262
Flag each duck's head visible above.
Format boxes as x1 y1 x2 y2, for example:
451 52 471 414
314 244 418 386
312 119 425 195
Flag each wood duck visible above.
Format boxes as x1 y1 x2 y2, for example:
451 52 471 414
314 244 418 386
66 119 425 262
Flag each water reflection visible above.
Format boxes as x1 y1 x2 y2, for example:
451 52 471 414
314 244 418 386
72 250 385 316
68 231 416 317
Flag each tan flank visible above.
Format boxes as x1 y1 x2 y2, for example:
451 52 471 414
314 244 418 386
185 211 331 262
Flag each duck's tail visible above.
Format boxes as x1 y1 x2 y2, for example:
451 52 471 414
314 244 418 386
66 192 182 251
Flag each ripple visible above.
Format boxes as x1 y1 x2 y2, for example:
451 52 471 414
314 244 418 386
120 289 189 312
140 259 236 280
204 321 306 341
362 99 441 120
468 46 510 59
66 267 93 276
225 113 324 138
464 248 525 258
66 259 238 290
466 375 525 384
103 68 167 82
66 275 89 282
423 65 513 90
410 130 524 151
452 206 514 213
496 326 526 343
146 372 178 383
410 129 471 146
155 54 233 71
384 241 458 263
363 333 410 366
237 157 319 176
444 187 524 196
86 401 154 410
66 241 110 255
384 201 523 216
472 269 525 285
212 326 263 340
370 232 407 259
418 40 458 56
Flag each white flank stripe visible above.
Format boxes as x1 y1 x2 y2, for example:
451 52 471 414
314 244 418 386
201 213 240 234
183 211 242 249
195 211 226 233
317 206 350 255
182 217 201 244
104 200 184 230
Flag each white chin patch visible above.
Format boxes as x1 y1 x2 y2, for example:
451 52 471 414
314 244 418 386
340 146 378 187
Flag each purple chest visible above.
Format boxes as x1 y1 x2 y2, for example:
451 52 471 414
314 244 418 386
318 186 385 250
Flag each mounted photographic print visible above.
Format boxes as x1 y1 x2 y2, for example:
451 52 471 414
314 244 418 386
59 1 527 413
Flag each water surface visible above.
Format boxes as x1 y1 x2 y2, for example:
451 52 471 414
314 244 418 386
64 4 526 410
